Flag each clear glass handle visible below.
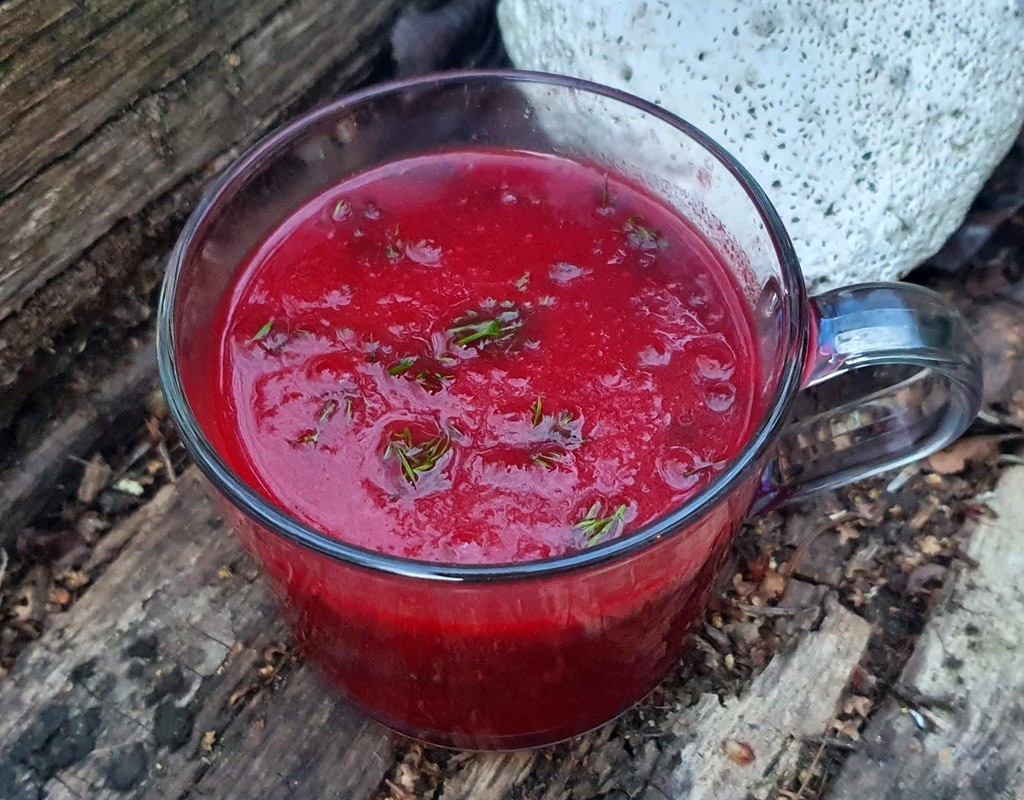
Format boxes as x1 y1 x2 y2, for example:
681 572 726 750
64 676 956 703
756 282 983 511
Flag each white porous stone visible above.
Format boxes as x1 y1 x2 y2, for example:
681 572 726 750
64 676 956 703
498 0 1024 290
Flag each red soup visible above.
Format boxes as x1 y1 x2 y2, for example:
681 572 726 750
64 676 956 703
203 148 761 746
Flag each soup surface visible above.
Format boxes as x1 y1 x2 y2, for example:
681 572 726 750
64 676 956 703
207 148 759 563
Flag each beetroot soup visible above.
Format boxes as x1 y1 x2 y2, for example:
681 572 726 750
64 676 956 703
191 147 765 746
207 149 759 564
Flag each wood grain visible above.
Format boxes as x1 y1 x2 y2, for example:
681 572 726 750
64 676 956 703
832 466 1024 800
0 468 395 800
0 338 158 551
0 0 284 197
0 0 403 322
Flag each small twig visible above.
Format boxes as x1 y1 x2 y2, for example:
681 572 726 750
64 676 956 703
951 549 981 569
802 735 859 752
795 738 828 800
783 511 859 578
734 603 806 617
111 440 153 482
890 685 960 714
976 407 1024 431
157 440 177 484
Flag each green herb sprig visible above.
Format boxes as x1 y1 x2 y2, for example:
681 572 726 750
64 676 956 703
623 215 664 251
332 200 351 221
575 502 629 547
294 395 354 447
388 357 418 376
415 370 454 393
294 430 320 446
250 319 274 343
385 224 403 262
530 397 544 427
319 399 339 424
384 428 452 485
450 306 523 349
530 450 562 470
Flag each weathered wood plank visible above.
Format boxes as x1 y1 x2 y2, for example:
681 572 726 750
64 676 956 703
832 466 1024 800
439 598 871 800
0 468 395 800
0 338 158 550
0 2 77 66
0 0 403 322
188 668 395 800
0 0 304 197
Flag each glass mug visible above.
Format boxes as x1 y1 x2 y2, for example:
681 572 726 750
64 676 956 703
157 71 981 749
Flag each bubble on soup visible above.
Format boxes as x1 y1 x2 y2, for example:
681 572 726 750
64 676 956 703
656 448 703 491
696 353 735 381
706 386 737 412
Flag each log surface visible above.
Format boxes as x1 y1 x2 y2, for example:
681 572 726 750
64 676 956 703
832 466 1024 800
0 469 395 800
0 0 403 437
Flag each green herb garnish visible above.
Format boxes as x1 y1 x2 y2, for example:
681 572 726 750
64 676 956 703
251 319 274 342
388 357 418 376
344 397 354 424
530 397 544 427
332 200 351 221
319 399 338 424
383 428 452 485
623 215 664 251
598 175 612 215
553 410 581 443
575 502 629 546
450 307 523 348
294 430 320 447
416 370 453 393
531 450 562 470
385 225 403 261
516 273 531 292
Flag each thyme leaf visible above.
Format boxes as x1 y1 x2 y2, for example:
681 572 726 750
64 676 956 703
623 215 664 251
388 357 418 376
575 503 629 547
450 306 523 348
531 450 562 470
251 319 274 342
530 397 544 427
319 400 338 424
383 428 452 485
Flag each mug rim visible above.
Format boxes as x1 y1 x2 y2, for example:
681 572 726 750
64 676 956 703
156 69 810 583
